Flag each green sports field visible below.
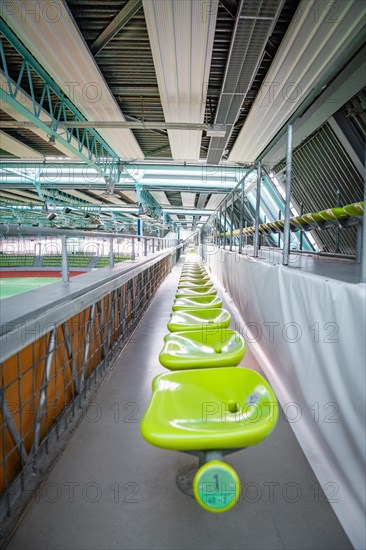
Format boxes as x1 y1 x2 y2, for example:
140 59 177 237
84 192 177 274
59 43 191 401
0 277 61 300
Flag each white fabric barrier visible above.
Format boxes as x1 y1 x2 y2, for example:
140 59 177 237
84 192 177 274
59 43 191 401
205 245 366 549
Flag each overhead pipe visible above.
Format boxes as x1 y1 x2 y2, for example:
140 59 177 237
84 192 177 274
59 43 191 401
0 224 171 240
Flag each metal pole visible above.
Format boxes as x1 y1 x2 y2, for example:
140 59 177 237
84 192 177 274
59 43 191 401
239 179 244 255
144 237 147 256
218 207 222 248
361 161 366 282
261 215 266 249
299 203 303 251
109 237 114 267
335 189 340 253
278 210 281 248
230 196 234 251
253 161 262 257
61 234 69 283
223 200 227 250
283 124 293 266
245 221 248 247
356 223 363 264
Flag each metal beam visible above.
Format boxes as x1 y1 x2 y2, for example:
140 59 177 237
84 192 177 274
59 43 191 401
90 0 143 56
0 179 237 192
0 120 226 132
0 161 247 175
0 205 214 216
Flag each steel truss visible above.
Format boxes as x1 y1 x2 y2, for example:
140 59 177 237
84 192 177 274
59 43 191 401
0 21 120 179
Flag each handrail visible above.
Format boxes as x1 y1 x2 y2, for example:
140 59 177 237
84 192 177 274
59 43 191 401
0 244 184 362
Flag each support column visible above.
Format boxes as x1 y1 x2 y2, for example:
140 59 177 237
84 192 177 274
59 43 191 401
109 237 114 267
61 235 69 283
230 195 234 252
335 189 340 253
283 124 293 266
253 161 262 258
223 200 227 250
238 179 244 255
362 163 366 282
299 203 303 251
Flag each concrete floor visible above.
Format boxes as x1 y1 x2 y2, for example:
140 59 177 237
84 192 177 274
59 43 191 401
7 256 351 550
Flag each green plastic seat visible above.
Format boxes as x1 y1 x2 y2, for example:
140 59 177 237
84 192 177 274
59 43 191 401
176 287 217 298
182 266 205 272
181 273 207 279
181 272 206 277
178 280 214 289
172 296 222 310
159 329 246 370
179 279 211 287
168 308 231 332
179 275 209 280
141 367 278 451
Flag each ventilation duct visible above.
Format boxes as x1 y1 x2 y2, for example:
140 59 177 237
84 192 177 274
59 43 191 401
207 0 284 164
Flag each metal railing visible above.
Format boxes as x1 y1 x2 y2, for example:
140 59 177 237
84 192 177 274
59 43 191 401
202 126 365 272
0 244 182 544
0 225 178 282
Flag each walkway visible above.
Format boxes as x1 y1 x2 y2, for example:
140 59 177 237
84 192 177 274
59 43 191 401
7 256 351 550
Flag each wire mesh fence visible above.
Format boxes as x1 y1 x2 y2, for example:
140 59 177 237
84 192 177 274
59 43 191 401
0 254 171 533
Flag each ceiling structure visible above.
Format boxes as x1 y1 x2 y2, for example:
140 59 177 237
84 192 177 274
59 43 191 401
0 0 365 245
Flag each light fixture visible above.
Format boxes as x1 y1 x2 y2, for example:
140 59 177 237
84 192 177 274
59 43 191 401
138 202 146 216
48 135 56 145
47 212 57 221
206 124 226 138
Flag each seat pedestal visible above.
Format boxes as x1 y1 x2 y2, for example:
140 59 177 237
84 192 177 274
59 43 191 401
176 449 239 497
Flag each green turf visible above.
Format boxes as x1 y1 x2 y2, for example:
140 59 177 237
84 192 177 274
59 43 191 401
0 277 61 299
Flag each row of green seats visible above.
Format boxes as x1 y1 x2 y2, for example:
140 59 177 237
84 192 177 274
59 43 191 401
141 250 278 514
42 255 93 267
96 256 129 268
0 255 35 266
